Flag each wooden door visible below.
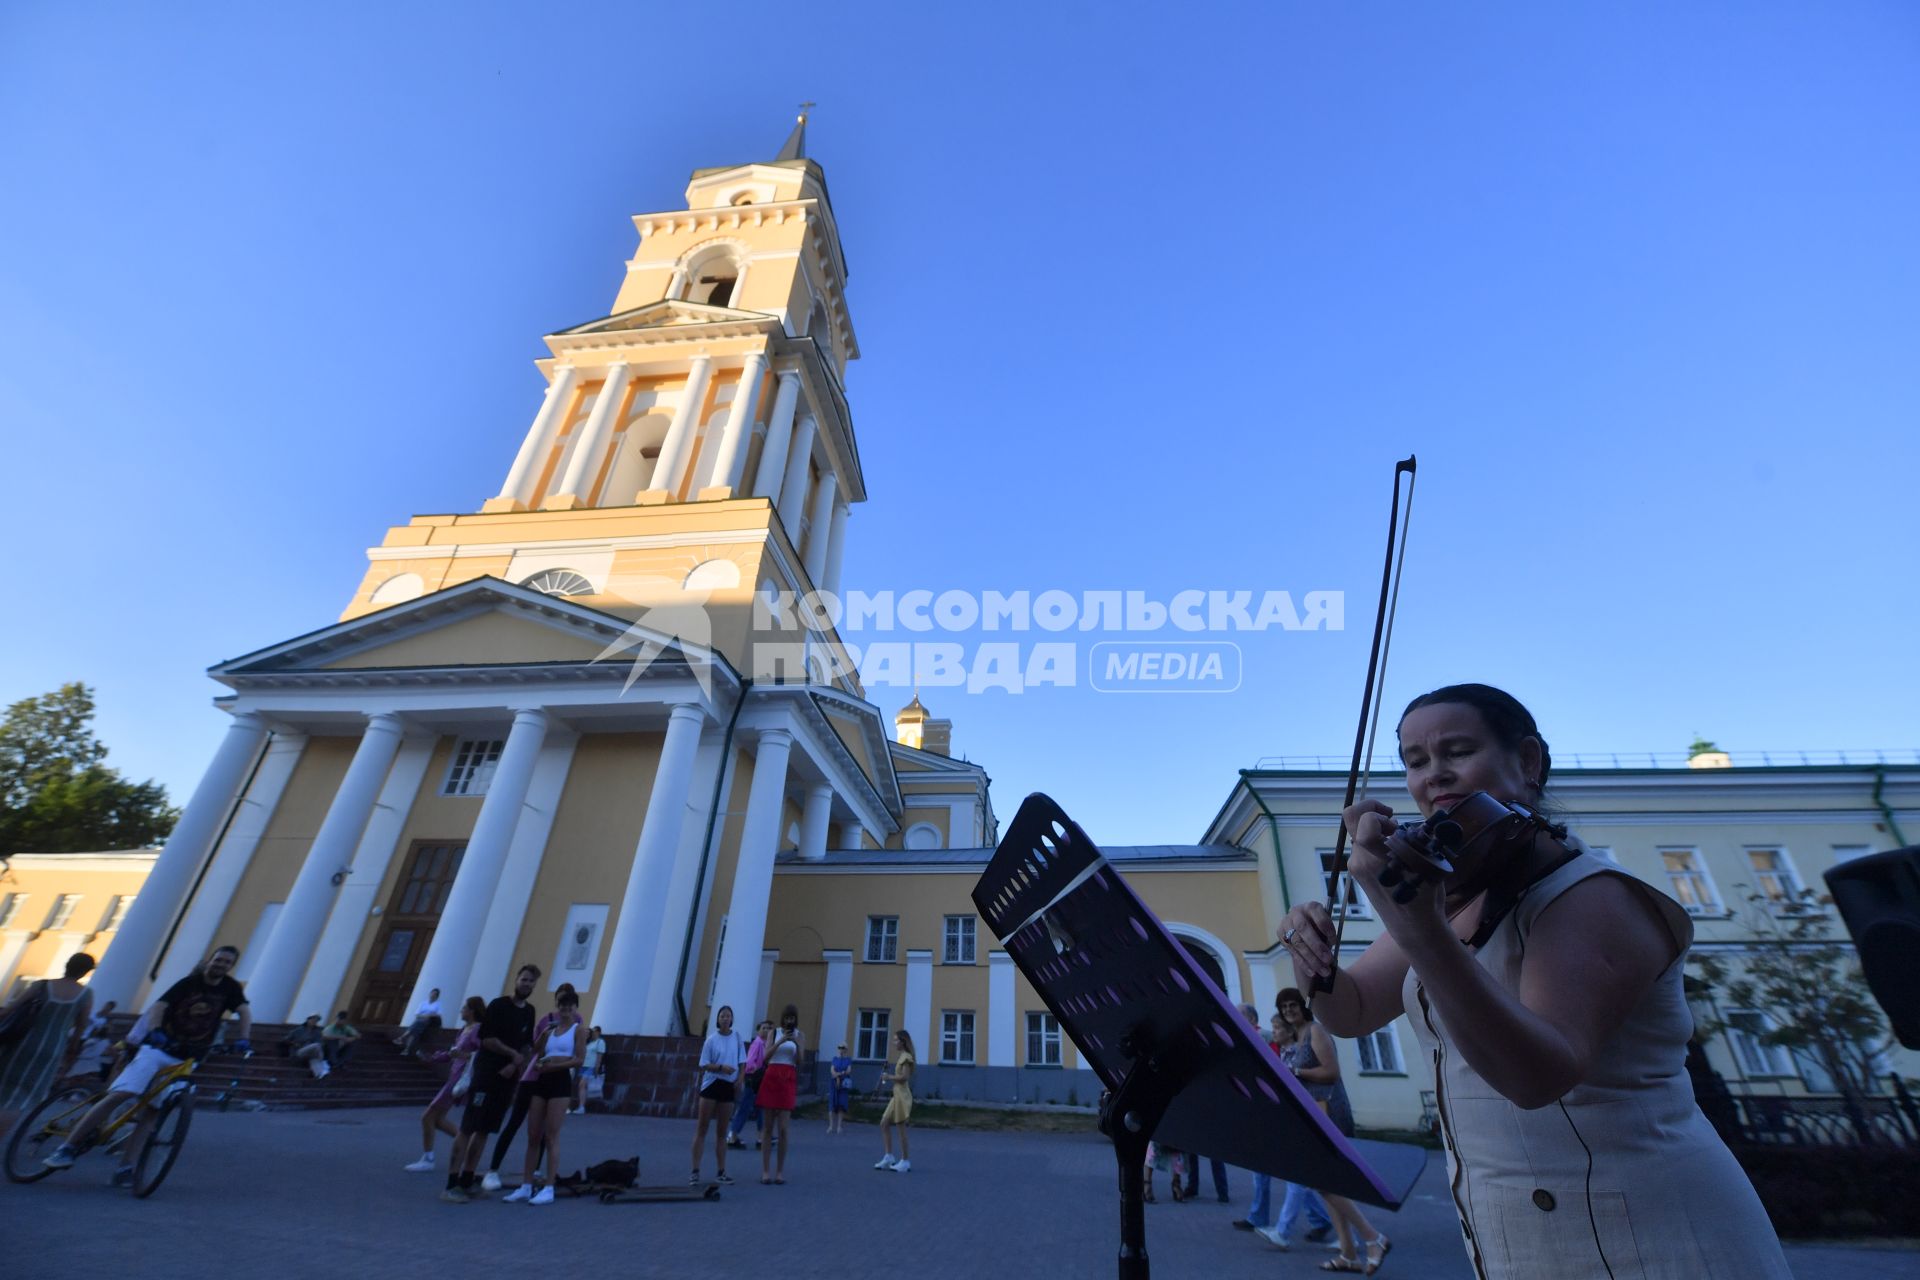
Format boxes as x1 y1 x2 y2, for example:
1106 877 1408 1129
350 840 465 1024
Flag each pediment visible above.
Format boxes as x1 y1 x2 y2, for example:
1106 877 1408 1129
555 299 775 337
211 577 712 681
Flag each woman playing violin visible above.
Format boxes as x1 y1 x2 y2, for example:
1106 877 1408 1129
1279 684 1788 1280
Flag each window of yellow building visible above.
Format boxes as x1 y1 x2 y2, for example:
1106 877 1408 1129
0 893 24 929
1659 848 1723 915
855 1008 890 1061
1026 1012 1061 1067
1744 847 1805 906
444 738 504 796
864 916 898 963
942 915 975 964
940 1011 976 1064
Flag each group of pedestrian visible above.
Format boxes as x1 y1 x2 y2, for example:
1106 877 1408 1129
420 964 580 1204
1228 992 1389 1274
690 1003 916 1186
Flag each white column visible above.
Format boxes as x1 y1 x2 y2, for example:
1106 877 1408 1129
246 713 405 1020
0 931 30 994
496 365 580 507
703 352 768 497
548 363 632 506
776 414 816 534
591 704 708 1032
407 708 549 1010
666 264 689 300
801 470 839 585
819 949 853 1053
750 371 803 500
462 732 579 1003
988 950 1015 1068
641 730 736 1033
833 821 863 851
90 710 268 1008
822 502 849 597
158 730 307 982
759 950 779 1024
794 783 832 862
904 949 933 1071
709 726 792 1024
287 737 435 1019
644 356 712 501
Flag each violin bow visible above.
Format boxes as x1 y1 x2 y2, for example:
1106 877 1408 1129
1309 455 1418 1000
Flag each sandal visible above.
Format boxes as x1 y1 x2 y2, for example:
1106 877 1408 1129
774 1175 786 1185
1365 1235 1392 1275
1320 1258 1366 1274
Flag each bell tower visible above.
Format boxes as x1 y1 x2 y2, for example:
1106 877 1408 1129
342 115 867 669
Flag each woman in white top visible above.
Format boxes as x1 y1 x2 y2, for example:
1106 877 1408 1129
690 1005 742 1186
504 989 582 1205
1279 684 1790 1279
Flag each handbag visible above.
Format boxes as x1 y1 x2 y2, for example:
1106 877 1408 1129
451 1057 475 1100
0 983 47 1050
584 1071 605 1100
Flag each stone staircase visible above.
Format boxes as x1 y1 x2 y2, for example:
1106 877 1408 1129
91 1017 446 1112
85 1020 706 1116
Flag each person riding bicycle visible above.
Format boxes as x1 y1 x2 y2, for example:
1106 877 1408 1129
43 943 251 1184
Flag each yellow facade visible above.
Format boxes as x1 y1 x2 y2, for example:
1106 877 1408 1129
0 853 155 1001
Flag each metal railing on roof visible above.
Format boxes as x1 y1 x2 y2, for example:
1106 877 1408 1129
1250 749 1920 772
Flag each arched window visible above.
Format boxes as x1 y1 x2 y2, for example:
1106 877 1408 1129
903 822 944 850
522 569 594 597
678 243 745 308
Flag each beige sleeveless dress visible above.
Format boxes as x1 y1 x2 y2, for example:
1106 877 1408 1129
1401 843 1790 1279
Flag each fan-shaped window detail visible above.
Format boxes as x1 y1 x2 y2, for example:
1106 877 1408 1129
523 569 594 597
684 558 742 592
369 572 425 606
904 822 944 850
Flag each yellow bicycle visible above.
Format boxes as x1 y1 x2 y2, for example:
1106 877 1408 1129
5 1055 198 1197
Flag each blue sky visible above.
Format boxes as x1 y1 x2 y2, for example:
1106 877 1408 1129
2 3 1916 845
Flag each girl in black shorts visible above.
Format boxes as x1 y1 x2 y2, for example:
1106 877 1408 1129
504 989 582 1204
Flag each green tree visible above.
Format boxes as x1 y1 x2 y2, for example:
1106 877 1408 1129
0 683 177 853
1690 884 1892 1116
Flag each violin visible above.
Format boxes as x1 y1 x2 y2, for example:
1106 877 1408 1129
1375 791 1577 946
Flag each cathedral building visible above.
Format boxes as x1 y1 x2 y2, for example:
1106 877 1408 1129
87 119 994 1057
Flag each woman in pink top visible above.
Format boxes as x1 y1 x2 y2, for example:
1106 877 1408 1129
726 1019 773 1148
405 996 485 1173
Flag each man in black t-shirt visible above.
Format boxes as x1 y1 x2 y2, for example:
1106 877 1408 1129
442 962 539 1202
46 944 252 1180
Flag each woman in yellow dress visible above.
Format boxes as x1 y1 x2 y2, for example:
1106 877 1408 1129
873 1029 915 1173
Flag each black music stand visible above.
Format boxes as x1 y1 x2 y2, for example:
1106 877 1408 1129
973 794 1424 1280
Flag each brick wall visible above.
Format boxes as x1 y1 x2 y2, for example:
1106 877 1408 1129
599 1034 702 1117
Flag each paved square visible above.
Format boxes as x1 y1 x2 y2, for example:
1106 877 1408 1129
2 1107 1914 1278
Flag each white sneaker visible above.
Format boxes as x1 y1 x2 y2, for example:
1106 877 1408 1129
481 1171 503 1193
893 1158 911 1174
503 1184 533 1203
1256 1224 1290 1250
873 1154 897 1170
404 1155 436 1172
530 1185 554 1205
